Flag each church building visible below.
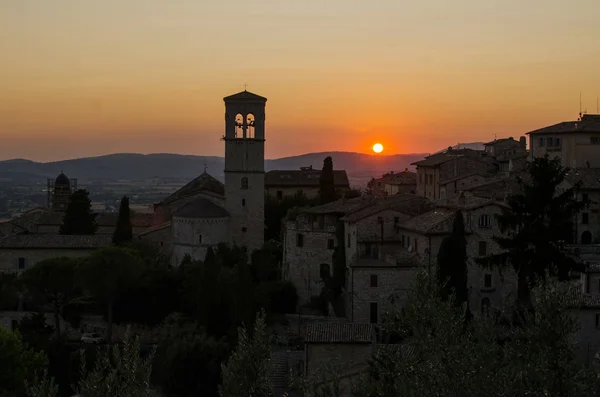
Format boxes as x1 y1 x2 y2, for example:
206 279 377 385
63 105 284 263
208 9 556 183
141 90 267 265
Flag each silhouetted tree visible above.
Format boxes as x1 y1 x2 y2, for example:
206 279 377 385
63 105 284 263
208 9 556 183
112 195 132 246
436 211 469 307
477 155 588 311
0 328 47 397
319 156 336 204
59 189 98 235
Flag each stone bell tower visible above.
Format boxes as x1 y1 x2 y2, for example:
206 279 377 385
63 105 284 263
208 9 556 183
223 90 267 252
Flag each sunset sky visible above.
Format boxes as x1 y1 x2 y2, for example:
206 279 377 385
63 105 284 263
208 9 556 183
1 0 600 162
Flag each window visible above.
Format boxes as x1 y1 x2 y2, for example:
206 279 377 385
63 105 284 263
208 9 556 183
401 234 405 247
320 264 331 279
394 216 399 224
276 190 283 200
241 177 248 189
198 235 202 244
18 257 25 270
347 233 351 248
583 193 589 203
242 227 247 232
481 298 490 316
596 313 600 328
478 241 487 256
370 302 378 324
583 213 589 224
370 274 378 287
555 138 561 147
547 137 554 147
377 216 383 224
539 137 545 147
327 239 334 249
478 214 491 228
484 273 492 288
242 198 246 207
296 233 304 247
160 241 164 247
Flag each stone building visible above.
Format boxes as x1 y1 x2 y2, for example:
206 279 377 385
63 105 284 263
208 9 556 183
48 172 76 211
265 166 350 200
527 113 600 168
562 168 600 245
411 148 498 200
483 136 527 158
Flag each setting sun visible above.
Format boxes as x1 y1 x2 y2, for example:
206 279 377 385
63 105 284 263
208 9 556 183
373 143 384 153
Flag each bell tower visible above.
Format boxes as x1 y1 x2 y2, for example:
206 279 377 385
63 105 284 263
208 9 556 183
223 90 267 252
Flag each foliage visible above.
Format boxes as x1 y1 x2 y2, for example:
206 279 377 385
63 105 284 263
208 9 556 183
20 257 80 340
352 271 600 397
73 332 156 397
477 155 588 310
113 195 133 246
77 246 143 343
16 313 54 353
25 370 59 397
219 311 272 397
215 243 247 269
250 242 281 283
253 281 298 314
152 326 231 397
319 156 336 205
59 189 98 235
0 328 47 397
264 191 318 241
344 188 362 199
436 210 469 307
291 359 343 397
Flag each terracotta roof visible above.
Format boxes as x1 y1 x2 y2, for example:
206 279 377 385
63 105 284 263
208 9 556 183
411 148 490 167
567 290 600 309
527 114 600 135
265 169 349 188
465 177 523 200
138 221 171 236
131 213 154 227
223 90 267 102
340 194 429 222
172 197 229 218
436 193 506 211
564 168 600 190
304 323 374 343
159 172 225 205
483 137 520 146
304 196 367 215
0 234 112 249
439 171 488 185
381 171 417 186
397 208 457 235
8 209 47 232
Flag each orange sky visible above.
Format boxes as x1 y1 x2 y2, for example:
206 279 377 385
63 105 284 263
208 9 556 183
1 0 600 161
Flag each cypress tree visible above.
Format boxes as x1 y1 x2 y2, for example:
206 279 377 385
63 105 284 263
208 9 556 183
59 189 97 235
112 196 133 246
319 156 336 204
436 210 468 306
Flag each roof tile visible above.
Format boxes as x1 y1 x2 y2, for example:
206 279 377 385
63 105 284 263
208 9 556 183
304 323 374 343
265 169 349 188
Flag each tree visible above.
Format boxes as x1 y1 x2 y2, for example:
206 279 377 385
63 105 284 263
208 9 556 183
477 155 587 311
352 271 600 397
319 156 336 205
0 328 47 397
20 257 80 341
78 247 143 343
0 272 19 310
16 313 54 353
59 189 98 235
113 195 133 246
436 210 468 307
219 311 272 397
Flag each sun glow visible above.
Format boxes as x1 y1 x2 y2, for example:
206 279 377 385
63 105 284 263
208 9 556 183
372 143 384 153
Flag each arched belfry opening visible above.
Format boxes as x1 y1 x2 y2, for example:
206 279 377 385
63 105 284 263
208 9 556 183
235 113 244 138
246 113 255 138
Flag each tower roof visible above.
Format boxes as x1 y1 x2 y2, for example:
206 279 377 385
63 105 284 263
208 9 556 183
223 90 267 103
55 172 70 185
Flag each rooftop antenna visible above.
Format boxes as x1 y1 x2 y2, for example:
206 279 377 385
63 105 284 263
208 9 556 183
204 163 207 173
597 96 599 114
580 92 582 120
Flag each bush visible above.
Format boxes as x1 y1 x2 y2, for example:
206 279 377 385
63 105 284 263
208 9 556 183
254 281 298 314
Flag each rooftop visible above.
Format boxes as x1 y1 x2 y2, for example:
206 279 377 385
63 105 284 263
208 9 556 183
223 90 267 102
527 114 600 135
483 137 522 146
303 196 367 215
172 197 229 219
36 210 153 227
397 207 458 235
567 290 600 309
0 234 112 249
380 170 417 186
340 194 429 222
265 168 350 188
411 148 490 167
158 172 225 206
303 323 374 344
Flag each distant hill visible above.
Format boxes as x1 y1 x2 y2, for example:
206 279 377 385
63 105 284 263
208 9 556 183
0 151 431 188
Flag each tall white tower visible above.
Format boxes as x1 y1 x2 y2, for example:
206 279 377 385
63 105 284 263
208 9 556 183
223 90 267 253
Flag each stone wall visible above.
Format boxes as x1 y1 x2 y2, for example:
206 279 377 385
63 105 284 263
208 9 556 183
171 216 228 265
0 248 98 272
440 174 488 200
225 170 264 253
283 217 337 305
139 225 173 259
572 309 600 365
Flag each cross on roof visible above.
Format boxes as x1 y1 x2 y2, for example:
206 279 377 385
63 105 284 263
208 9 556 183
243 82 247 91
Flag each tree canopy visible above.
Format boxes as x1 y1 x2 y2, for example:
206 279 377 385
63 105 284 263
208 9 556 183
113 195 133 246
59 189 97 235
436 210 469 307
319 156 336 205
0 328 47 396
477 155 587 310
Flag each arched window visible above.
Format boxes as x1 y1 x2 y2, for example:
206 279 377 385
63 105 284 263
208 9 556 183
582 231 593 244
246 113 255 138
320 264 331 279
478 214 491 228
481 298 490 316
241 177 248 189
234 113 244 138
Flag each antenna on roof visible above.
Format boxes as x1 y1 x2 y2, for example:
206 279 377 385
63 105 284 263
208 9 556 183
597 96 599 114
580 92 583 120
204 163 207 173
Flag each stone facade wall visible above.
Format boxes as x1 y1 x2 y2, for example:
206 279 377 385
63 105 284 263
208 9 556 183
225 171 264 253
355 209 412 244
572 309 600 365
350 266 418 323
384 183 416 196
171 216 228 265
283 216 338 305
576 190 600 244
440 174 487 200
0 248 98 272
415 167 440 199
530 131 600 169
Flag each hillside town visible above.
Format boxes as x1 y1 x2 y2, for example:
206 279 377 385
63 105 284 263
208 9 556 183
3 90 600 396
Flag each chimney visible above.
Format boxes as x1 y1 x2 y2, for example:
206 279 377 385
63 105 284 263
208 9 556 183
519 136 526 150
447 146 453 152
404 168 408 172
